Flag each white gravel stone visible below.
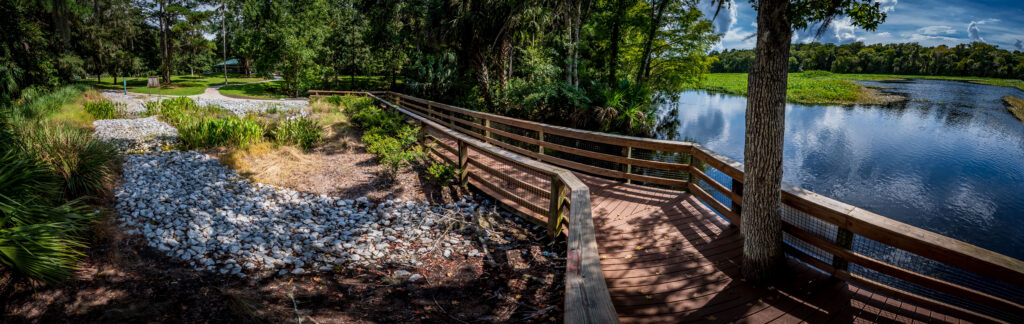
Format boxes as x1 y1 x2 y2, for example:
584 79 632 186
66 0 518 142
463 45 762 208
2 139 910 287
93 116 179 152
115 151 489 278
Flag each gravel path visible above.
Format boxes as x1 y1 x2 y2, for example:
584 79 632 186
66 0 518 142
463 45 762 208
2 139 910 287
116 151 486 278
188 86 308 115
99 91 150 114
93 116 179 152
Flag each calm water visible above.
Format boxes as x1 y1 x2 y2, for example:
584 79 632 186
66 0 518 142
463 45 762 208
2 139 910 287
654 79 1024 260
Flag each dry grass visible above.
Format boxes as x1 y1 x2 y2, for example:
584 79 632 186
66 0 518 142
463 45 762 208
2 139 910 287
1005 96 1024 121
219 143 316 185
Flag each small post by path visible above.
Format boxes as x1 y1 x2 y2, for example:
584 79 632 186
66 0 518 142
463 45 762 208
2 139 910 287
123 78 127 95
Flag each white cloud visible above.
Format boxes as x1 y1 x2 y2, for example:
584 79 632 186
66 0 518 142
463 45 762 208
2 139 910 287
876 32 891 37
876 0 898 13
916 25 956 35
831 17 865 43
704 0 737 34
968 18 999 42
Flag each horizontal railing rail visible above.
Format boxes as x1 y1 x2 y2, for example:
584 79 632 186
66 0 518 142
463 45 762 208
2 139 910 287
311 91 619 324
311 90 1024 323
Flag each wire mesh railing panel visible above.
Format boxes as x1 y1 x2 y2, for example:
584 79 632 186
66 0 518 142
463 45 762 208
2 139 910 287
850 235 1024 322
467 145 553 207
541 133 622 173
488 121 540 153
782 204 838 265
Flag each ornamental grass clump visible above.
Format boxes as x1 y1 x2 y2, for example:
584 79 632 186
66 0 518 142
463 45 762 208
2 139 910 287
272 117 323 151
18 122 118 199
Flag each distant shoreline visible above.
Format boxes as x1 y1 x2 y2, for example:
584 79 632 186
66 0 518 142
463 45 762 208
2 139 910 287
693 72 1023 105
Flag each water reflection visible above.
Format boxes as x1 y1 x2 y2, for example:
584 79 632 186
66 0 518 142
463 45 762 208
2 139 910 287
656 79 1024 260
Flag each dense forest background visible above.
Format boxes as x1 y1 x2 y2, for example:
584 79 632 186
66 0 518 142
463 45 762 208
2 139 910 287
1 0 722 136
3 1 1023 136
711 41 1024 79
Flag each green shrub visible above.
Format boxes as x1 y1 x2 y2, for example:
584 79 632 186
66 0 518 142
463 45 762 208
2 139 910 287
83 100 126 119
273 117 323 151
0 143 96 283
425 162 458 186
179 116 266 149
18 123 117 199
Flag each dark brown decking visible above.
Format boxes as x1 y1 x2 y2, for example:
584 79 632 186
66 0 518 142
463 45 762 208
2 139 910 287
426 128 966 323
577 173 964 323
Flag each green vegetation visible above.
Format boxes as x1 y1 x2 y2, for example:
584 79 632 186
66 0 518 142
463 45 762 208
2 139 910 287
712 42 1024 82
83 100 127 119
425 162 458 187
696 71 1024 105
1004 96 1024 121
272 117 323 151
218 81 290 99
144 97 264 149
330 95 425 179
82 74 268 96
178 116 266 150
1 85 115 283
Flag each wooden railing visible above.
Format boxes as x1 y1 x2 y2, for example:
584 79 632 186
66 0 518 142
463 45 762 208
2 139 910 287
310 90 619 324
311 90 1024 323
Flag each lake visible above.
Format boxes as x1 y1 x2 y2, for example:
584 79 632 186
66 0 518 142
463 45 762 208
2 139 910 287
655 79 1024 260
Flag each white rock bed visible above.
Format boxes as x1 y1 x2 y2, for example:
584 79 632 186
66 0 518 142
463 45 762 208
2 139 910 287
93 116 179 152
146 97 309 116
116 151 485 278
100 91 148 113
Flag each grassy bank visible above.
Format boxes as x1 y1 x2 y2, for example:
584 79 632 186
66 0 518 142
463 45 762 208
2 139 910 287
1005 96 1024 121
80 73 267 96
695 72 1024 105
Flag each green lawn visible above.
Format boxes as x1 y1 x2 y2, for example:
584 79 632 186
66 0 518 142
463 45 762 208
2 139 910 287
695 72 1024 105
80 73 268 96
219 80 290 99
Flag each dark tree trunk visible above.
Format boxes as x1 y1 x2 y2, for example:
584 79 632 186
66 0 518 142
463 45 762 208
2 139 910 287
741 0 792 284
607 0 624 85
636 0 669 85
159 0 170 84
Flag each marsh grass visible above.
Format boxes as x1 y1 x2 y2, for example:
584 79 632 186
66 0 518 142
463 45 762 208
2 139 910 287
1004 96 1024 121
698 72 1023 105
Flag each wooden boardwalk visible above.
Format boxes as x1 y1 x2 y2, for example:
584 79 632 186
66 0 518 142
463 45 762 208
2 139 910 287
320 90 1021 323
579 174 963 323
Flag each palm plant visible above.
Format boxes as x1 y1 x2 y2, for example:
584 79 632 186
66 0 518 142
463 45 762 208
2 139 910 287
0 133 94 283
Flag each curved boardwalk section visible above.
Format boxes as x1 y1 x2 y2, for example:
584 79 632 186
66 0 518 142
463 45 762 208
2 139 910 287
582 174 957 323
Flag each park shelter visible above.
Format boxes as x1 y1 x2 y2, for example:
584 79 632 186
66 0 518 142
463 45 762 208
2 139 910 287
213 59 245 74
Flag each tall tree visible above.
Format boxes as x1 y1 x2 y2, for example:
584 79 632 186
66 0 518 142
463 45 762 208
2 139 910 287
714 0 886 283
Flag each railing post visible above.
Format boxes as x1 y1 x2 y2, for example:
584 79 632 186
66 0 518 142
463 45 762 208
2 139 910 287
622 146 632 184
833 228 854 271
458 140 469 188
537 130 545 157
547 175 566 237
484 118 491 140
731 179 743 218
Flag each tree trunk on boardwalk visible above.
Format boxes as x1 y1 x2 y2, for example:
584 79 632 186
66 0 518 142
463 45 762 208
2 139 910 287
741 0 791 284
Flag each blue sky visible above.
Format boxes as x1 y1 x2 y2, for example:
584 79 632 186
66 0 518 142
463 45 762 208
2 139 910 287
700 0 1024 51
